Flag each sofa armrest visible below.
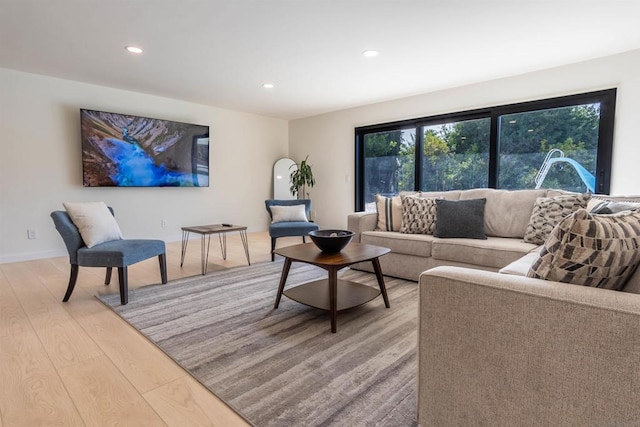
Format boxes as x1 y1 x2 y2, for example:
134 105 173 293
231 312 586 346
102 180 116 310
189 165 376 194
347 212 378 243
418 266 640 426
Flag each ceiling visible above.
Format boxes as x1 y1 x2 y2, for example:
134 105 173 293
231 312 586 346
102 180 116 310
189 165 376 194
2 1 640 120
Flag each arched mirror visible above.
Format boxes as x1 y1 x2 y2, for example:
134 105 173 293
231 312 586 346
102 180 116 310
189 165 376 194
273 158 297 199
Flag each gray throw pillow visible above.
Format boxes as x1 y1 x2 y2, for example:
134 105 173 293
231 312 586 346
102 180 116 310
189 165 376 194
434 198 487 239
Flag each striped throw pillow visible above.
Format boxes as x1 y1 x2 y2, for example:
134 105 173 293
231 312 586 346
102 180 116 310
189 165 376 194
375 194 402 231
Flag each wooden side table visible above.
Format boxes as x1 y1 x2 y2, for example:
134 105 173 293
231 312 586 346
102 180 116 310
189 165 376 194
274 242 390 333
180 224 250 275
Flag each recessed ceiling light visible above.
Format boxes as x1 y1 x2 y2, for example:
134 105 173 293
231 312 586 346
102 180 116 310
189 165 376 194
262 83 274 89
508 120 517 124
362 50 379 57
125 46 143 54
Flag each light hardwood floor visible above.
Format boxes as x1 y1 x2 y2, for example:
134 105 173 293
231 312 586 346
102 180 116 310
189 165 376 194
0 231 302 426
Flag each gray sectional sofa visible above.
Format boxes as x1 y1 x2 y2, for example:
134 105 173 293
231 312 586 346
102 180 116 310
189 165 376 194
347 188 640 425
418 265 640 426
348 188 556 281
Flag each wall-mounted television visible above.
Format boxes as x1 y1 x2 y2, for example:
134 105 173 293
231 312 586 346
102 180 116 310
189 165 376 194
81 109 210 187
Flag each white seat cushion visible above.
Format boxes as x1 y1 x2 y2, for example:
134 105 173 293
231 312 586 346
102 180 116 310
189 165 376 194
499 250 541 276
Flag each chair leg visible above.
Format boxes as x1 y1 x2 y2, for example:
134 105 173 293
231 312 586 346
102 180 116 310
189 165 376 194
159 253 167 284
302 236 306 243
62 264 79 302
118 267 128 305
105 267 112 285
271 237 276 262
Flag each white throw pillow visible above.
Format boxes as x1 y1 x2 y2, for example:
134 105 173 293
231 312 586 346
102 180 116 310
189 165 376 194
63 201 124 248
270 204 308 223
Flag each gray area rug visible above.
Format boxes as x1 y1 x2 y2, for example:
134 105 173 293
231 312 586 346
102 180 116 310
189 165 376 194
98 261 418 426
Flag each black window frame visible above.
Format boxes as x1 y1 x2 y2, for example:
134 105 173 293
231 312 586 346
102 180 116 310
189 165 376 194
355 88 616 211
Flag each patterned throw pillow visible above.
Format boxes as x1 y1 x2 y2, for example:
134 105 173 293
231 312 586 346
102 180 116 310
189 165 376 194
527 209 640 290
375 194 402 231
399 195 437 234
523 193 591 245
587 199 640 214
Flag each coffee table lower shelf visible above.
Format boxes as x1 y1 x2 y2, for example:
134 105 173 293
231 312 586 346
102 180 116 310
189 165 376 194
283 279 381 311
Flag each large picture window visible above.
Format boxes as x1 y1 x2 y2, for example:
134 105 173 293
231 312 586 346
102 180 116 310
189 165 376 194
355 89 616 211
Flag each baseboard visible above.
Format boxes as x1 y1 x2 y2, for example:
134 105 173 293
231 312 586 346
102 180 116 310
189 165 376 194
0 230 264 265
0 249 67 264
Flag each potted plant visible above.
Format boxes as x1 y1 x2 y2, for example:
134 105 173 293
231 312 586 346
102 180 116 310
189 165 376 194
289 155 315 199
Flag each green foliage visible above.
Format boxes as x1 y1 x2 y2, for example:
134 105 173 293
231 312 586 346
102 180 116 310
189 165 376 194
421 119 491 191
424 130 449 158
363 130 415 198
289 155 315 199
364 130 404 157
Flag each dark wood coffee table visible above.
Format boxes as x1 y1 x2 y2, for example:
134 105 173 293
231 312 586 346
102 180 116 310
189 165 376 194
274 242 390 333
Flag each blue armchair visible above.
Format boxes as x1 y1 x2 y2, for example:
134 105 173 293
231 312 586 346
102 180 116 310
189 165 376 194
51 208 167 305
265 199 319 261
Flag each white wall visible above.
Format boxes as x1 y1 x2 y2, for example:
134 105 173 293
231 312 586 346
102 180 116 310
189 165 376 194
5 48 640 262
289 48 640 229
0 68 288 263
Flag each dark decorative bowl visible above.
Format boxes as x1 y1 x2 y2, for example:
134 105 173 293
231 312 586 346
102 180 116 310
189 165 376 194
308 229 354 253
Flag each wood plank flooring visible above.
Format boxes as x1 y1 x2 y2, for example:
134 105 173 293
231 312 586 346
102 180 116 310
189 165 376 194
0 231 305 426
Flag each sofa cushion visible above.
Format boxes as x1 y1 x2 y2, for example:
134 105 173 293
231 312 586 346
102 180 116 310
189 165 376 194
523 193 591 245
498 249 542 276
400 195 437 234
269 221 318 237
432 236 539 269
434 198 487 239
527 209 640 290
460 188 548 238
361 230 434 257
375 194 402 231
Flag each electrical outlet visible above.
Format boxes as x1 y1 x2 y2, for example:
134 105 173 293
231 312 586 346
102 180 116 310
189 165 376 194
27 229 37 239
161 219 167 228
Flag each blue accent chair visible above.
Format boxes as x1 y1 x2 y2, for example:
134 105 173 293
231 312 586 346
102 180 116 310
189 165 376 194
265 199 319 261
51 208 167 305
